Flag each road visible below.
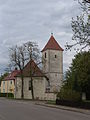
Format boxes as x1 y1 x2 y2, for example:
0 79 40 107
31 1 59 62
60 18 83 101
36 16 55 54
0 98 90 120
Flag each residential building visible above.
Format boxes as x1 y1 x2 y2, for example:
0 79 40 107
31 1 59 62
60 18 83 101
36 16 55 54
1 69 20 94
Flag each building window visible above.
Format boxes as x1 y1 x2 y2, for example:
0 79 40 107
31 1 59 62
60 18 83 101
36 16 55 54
3 81 5 85
3 81 5 89
45 52 46 58
10 81 12 84
55 55 57 58
46 87 50 93
3 89 5 93
46 81 50 93
29 81 31 90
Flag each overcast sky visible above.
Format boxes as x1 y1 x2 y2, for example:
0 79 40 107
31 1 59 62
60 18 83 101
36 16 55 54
0 0 81 75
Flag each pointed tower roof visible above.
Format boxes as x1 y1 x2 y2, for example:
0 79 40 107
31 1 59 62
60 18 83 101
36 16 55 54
41 33 64 52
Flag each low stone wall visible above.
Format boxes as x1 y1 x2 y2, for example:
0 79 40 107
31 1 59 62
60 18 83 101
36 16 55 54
44 93 56 100
34 93 56 100
15 92 56 100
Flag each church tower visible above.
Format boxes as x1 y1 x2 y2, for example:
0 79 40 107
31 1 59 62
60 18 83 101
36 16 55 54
42 33 64 92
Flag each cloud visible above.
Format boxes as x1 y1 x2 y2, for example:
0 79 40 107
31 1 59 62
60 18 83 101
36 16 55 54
56 32 72 37
0 0 81 74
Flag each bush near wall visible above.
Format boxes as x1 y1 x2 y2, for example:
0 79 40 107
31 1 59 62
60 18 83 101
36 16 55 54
0 93 14 98
56 87 90 109
57 88 81 102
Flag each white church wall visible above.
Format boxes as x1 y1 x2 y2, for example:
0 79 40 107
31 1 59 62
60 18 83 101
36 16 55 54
42 49 63 92
15 77 46 100
15 77 22 99
15 76 57 100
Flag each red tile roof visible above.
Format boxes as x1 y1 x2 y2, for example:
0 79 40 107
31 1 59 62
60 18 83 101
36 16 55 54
17 59 46 77
41 35 64 52
4 70 20 80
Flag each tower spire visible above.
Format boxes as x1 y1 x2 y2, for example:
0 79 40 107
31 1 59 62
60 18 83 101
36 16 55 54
41 34 64 52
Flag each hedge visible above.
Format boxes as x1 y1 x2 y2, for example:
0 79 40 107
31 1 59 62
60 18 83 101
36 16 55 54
56 99 90 109
0 93 14 98
57 88 81 102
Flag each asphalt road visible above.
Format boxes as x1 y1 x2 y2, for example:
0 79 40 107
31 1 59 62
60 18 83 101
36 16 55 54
0 98 90 120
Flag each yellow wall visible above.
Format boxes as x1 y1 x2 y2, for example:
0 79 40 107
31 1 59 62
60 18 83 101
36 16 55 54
1 80 15 94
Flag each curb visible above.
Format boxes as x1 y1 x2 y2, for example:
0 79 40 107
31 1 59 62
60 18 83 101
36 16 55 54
35 103 90 115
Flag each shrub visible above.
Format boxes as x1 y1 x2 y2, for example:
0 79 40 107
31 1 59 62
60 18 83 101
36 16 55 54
0 93 14 98
57 87 81 102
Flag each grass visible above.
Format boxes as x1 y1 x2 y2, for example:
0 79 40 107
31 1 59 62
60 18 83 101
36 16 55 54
46 100 56 105
83 100 90 103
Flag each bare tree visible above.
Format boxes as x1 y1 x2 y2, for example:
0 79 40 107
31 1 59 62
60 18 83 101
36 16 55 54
76 0 90 13
66 15 90 51
9 45 27 98
24 41 41 100
65 0 90 51
5 63 13 73
9 42 41 100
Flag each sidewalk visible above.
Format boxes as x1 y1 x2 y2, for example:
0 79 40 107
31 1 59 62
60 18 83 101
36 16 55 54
35 102 90 115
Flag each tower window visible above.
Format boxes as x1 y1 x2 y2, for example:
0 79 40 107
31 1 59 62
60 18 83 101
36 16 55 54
55 55 57 58
45 52 47 58
29 81 31 90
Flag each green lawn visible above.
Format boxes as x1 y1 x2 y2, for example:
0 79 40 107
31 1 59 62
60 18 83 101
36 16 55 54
46 100 56 105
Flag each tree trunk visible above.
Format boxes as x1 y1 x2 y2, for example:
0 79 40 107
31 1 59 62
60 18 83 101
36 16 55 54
21 70 24 99
30 58 34 100
31 76 34 100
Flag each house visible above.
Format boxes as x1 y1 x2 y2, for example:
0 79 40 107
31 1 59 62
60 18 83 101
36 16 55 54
15 34 63 100
0 69 20 94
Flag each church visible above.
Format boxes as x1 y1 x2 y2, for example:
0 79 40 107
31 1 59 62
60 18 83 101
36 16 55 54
15 34 63 100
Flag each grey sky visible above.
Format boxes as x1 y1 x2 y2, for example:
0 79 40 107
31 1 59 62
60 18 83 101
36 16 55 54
0 0 81 74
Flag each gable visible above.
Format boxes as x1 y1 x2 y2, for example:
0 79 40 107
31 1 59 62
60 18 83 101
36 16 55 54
17 59 46 78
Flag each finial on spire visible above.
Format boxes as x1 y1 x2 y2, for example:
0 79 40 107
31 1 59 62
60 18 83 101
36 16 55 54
51 32 53 36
